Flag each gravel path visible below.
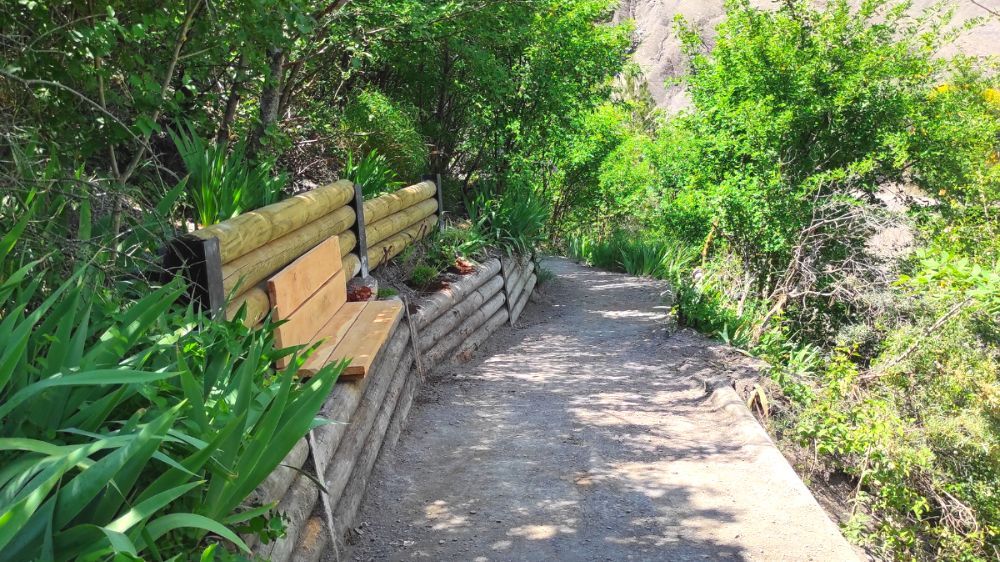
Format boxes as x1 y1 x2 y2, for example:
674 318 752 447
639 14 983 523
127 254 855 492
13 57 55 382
341 257 858 561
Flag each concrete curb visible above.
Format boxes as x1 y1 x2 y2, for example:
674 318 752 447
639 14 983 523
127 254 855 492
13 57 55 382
697 375 861 561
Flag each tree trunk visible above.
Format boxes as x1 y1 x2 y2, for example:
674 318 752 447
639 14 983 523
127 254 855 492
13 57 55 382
250 48 286 157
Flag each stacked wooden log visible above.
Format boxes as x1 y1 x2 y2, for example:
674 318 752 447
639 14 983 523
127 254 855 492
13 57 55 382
502 255 536 326
177 179 439 326
249 256 540 562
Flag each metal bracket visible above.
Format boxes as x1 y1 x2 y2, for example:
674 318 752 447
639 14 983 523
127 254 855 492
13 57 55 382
163 234 225 318
350 182 370 278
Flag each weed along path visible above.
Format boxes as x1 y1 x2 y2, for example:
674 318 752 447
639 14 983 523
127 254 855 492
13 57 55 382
342 258 858 561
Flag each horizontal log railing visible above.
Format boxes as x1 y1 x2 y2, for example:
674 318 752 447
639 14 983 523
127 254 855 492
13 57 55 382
165 176 443 323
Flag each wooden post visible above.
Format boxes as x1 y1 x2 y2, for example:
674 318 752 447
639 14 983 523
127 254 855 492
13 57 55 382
403 297 425 378
163 233 225 318
307 431 338 549
424 173 444 227
350 182 370 278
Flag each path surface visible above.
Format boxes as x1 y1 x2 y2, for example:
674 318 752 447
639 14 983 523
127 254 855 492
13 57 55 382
344 258 858 561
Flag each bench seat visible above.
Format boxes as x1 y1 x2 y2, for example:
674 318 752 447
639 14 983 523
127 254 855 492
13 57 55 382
267 236 402 378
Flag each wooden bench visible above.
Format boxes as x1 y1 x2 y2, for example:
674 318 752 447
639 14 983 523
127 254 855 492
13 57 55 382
267 236 403 378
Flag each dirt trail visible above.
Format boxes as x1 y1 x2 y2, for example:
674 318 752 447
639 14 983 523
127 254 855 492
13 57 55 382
340 257 859 561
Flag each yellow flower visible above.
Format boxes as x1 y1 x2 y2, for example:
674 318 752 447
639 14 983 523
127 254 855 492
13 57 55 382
929 83 953 99
984 88 1000 109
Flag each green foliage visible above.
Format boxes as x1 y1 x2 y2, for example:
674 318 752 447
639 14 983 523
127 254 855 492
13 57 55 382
172 125 286 226
372 0 630 197
469 186 548 256
0 196 340 558
343 149 404 199
654 0 993 277
566 231 696 282
376 287 398 299
342 89 428 180
408 264 438 289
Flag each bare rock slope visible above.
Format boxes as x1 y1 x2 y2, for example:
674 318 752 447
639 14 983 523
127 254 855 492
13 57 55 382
615 0 1000 110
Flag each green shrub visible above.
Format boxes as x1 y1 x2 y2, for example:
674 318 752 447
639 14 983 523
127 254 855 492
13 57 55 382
342 89 428 180
377 287 398 299
468 185 548 256
0 262 344 558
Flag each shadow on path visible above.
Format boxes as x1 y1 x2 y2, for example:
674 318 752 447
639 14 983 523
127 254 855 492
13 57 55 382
341 258 857 562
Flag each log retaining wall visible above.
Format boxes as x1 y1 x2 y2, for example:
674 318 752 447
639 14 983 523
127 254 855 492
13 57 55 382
248 257 538 561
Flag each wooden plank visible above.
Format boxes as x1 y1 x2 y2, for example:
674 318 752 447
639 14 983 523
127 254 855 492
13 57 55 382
267 237 343 320
298 302 368 373
272 270 347 352
325 301 403 378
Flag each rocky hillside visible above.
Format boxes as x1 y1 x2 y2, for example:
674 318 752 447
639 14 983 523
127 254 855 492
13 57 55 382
615 0 1000 110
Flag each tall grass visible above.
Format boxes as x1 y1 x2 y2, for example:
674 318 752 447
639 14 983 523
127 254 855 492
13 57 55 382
468 186 548 256
566 232 696 283
171 125 285 226
343 149 404 198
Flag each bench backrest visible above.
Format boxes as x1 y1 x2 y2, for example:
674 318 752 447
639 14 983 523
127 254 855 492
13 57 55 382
267 237 346 367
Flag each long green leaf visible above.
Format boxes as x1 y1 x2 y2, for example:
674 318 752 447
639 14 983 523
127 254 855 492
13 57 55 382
0 369 177 420
106 481 203 534
0 438 115 553
54 405 183 529
141 513 250 554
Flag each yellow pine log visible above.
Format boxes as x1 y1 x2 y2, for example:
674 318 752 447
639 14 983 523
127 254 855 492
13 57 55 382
195 180 354 264
365 198 438 247
366 215 437 269
226 285 270 325
342 253 361 278
222 205 355 296
362 180 435 224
